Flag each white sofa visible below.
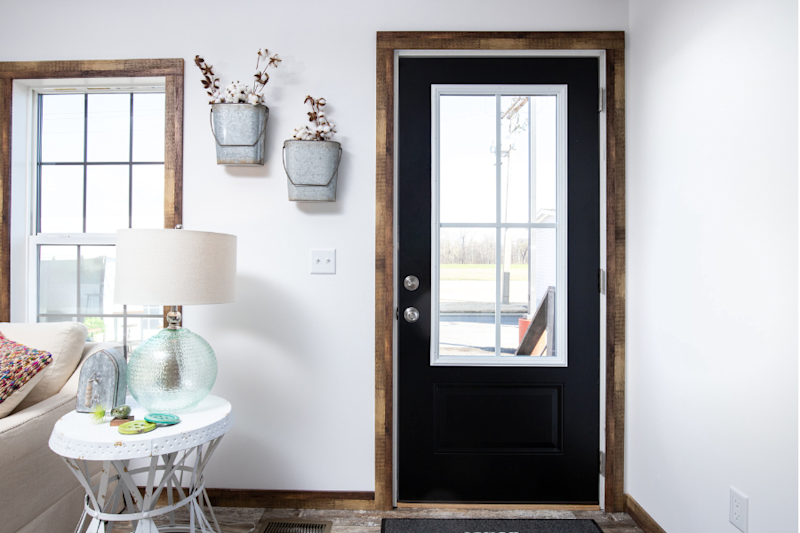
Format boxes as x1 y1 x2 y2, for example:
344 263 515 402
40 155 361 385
0 322 122 533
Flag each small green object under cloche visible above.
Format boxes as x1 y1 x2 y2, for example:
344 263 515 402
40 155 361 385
111 405 131 419
145 413 181 425
118 420 156 435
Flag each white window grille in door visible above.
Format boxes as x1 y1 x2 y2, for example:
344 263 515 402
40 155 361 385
431 85 568 367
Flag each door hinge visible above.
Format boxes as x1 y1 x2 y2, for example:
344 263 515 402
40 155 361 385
599 451 605 476
598 268 606 295
599 88 605 112
396 307 399 321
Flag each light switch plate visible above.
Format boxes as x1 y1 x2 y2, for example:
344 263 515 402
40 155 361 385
311 249 336 274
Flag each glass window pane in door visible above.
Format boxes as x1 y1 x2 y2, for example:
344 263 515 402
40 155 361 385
132 165 164 228
439 95 496 223
132 93 165 162
80 246 121 315
40 94 85 163
439 228 496 356
531 96 557 221
499 96 530 223
39 245 78 315
506 228 557 357
86 165 129 232
499 228 530 355
40 166 83 233
87 94 130 162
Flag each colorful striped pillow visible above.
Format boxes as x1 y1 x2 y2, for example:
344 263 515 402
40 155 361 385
0 331 53 417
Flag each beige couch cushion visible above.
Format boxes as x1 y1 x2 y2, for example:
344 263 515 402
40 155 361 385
0 322 88 412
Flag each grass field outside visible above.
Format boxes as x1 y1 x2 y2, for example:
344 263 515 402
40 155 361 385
441 264 528 281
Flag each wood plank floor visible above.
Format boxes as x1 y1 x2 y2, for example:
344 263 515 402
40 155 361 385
111 506 644 533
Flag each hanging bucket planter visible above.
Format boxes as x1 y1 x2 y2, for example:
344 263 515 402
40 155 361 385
210 103 269 166
283 140 342 202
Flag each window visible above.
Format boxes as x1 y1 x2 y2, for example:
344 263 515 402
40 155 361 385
431 85 568 367
30 90 168 353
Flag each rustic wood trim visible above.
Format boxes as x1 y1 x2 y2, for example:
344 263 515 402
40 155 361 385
0 58 184 322
625 495 667 533
604 47 626 513
0 78 11 323
375 32 626 512
377 32 624 51
204 489 376 510
164 74 183 231
397 503 600 511
374 44 396 513
0 59 183 79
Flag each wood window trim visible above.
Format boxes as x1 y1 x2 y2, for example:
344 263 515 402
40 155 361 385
0 58 184 323
375 32 626 512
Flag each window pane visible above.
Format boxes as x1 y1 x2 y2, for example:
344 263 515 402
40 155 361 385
532 96 557 221
439 228 496 356
439 95 496 223
80 246 121 315
86 165 129 232
40 94 84 163
132 93 165 162
126 303 164 315
509 228 557 357
132 165 164 228
83 316 124 343
87 94 130 162
499 228 530 355
40 166 83 233
125 316 164 352
500 96 530 224
39 245 77 315
39 316 77 324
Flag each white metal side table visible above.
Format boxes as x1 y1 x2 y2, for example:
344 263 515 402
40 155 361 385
49 395 233 533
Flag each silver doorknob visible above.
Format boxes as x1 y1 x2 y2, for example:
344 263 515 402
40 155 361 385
404 275 420 291
404 307 420 323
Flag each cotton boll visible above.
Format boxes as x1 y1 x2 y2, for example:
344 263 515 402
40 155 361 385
323 126 331 133
247 94 260 105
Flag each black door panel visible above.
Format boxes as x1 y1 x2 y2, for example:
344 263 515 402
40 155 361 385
397 57 600 503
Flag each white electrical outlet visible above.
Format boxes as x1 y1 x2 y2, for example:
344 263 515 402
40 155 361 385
310 249 336 274
729 486 749 532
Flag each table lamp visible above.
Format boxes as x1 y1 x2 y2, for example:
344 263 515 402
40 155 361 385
114 227 236 412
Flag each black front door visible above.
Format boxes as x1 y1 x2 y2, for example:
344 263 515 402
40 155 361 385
397 57 600 504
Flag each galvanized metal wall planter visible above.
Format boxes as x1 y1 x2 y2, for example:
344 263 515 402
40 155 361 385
283 140 342 202
210 103 269 165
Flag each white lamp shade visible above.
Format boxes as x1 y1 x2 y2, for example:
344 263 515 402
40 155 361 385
114 229 237 306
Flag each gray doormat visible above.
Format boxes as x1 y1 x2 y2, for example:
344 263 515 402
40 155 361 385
381 519 603 533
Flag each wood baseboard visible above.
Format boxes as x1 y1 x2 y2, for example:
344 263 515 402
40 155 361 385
205 489 376 510
145 488 375 510
625 494 667 533
397 502 600 511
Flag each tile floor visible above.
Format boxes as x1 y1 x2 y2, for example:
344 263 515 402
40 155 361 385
111 506 644 533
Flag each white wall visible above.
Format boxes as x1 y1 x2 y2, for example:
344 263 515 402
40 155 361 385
0 0 628 490
626 0 798 531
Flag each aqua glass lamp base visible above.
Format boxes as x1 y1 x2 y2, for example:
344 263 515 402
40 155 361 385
126 327 218 412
